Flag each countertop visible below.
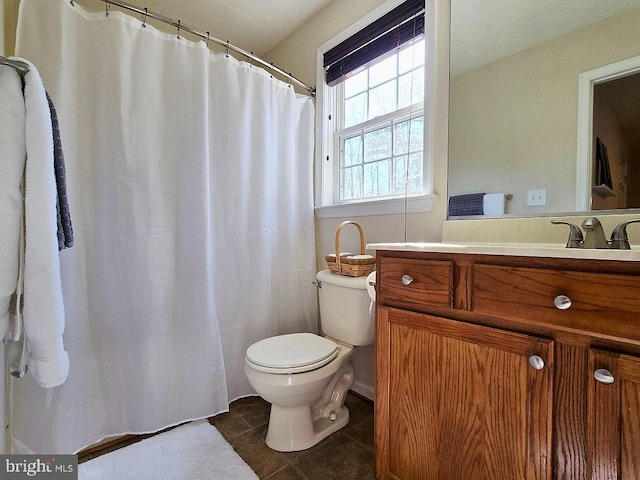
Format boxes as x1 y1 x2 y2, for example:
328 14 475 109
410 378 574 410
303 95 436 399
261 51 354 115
366 242 640 261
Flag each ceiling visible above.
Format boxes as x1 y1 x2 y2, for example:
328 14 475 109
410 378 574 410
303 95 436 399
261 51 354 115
75 0 334 57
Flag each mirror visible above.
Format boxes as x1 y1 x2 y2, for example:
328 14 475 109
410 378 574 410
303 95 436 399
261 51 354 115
448 0 640 218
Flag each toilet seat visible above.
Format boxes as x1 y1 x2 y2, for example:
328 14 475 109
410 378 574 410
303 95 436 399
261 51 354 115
246 333 339 374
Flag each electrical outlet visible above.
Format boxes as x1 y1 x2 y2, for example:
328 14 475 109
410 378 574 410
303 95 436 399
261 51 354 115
527 189 547 206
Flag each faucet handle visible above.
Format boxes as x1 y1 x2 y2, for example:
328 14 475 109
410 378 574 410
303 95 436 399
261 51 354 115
609 218 640 250
551 220 584 248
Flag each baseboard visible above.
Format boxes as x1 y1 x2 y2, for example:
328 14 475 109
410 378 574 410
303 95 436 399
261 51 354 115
350 381 374 401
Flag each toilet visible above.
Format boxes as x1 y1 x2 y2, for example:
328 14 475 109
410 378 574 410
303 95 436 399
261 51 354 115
244 269 375 452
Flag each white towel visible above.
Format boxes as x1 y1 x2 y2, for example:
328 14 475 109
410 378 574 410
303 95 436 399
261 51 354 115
20 58 69 388
483 193 506 215
0 66 26 336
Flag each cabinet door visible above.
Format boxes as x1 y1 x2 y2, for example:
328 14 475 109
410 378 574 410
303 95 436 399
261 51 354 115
376 307 553 480
588 349 640 479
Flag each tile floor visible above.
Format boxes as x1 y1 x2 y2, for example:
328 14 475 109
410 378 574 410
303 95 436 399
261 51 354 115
79 393 375 479
209 393 376 480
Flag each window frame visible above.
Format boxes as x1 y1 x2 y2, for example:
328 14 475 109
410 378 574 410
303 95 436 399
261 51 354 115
315 0 437 219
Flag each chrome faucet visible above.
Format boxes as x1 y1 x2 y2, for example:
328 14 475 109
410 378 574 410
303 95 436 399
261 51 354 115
581 217 608 249
550 220 583 248
552 217 640 249
609 218 640 249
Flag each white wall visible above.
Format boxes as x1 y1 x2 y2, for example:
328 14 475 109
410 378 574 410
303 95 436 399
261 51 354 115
1 0 20 56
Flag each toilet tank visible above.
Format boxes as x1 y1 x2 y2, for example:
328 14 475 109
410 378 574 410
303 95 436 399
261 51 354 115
316 270 375 347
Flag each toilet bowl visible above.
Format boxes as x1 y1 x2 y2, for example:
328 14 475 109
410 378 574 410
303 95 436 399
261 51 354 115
245 333 354 451
244 270 375 452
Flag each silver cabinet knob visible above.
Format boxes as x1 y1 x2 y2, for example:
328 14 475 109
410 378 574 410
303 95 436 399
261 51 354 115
528 355 545 370
401 274 413 286
594 368 615 385
554 295 572 310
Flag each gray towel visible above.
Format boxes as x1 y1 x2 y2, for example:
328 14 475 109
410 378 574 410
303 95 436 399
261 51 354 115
46 91 73 250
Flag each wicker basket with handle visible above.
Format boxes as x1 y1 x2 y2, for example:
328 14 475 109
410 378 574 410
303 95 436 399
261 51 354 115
324 221 375 277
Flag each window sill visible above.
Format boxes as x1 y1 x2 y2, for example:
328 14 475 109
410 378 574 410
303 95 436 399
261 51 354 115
314 194 438 219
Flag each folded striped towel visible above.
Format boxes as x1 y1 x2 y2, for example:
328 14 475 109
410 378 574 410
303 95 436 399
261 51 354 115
448 193 485 216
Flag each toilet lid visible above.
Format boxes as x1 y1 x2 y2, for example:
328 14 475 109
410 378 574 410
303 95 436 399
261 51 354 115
246 333 339 374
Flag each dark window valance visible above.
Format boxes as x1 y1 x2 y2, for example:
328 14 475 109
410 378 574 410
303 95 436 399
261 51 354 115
323 0 425 86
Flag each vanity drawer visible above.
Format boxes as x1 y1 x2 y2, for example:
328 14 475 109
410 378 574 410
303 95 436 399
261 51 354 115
377 257 453 309
472 264 640 340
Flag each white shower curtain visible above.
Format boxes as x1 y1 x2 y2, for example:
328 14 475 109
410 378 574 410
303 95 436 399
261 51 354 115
13 0 316 454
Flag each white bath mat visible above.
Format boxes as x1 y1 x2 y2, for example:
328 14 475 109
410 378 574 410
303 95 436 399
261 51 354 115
78 420 258 480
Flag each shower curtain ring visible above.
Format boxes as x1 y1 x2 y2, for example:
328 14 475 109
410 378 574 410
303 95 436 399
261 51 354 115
225 40 230 57
70 0 74 6
176 20 181 39
141 7 147 28
250 52 254 68
269 63 274 78
105 0 111 17
206 32 210 47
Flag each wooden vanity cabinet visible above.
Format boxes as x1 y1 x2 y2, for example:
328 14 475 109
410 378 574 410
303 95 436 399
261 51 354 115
587 349 640 479
376 307 553 479
375 250 640 480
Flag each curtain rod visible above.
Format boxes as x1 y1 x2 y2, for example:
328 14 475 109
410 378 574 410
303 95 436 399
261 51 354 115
71 0 315 96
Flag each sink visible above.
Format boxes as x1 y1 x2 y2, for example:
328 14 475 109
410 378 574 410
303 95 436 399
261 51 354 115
366 242 640 261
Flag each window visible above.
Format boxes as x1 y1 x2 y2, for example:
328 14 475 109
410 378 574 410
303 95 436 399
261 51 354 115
316 0 435 218
337 39 424 202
